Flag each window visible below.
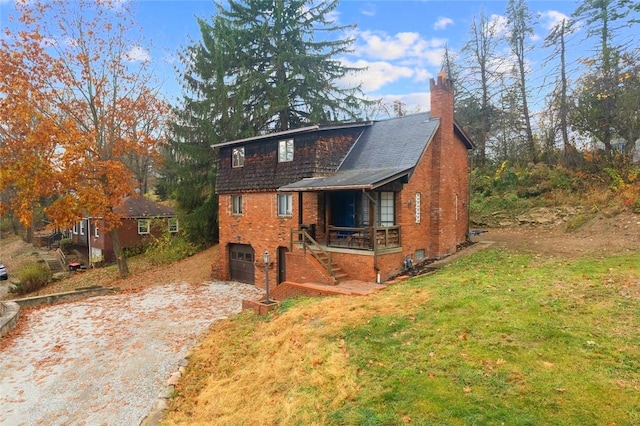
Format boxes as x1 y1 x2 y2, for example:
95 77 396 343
415 249 425 261
79 221 85 235
232 195 243 214
138 219 150 235
232 147 245 168
278 139 294 162
380 192 395 226
277 193 293 216
94 224 99 238
73 224 78 235
168 218 179 233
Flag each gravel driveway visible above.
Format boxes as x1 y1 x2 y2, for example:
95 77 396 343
0 281 263 425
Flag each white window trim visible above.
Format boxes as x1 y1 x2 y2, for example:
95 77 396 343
278 139 294 162
79 221 85 235
73 224 78 235
379 192 395 227
168 218 179 233
138 219 150 235
277 193 293 216
94 224 99 238
232 147 245 168
231 195 243 215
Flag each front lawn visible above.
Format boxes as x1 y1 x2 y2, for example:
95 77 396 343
165 248 640 425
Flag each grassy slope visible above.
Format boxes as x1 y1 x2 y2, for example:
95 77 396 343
164 248 640 425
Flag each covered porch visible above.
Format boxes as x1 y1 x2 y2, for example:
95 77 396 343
280 167 411 252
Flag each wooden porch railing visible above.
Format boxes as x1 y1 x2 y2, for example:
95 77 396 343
290 229 335 280
327 226 400 250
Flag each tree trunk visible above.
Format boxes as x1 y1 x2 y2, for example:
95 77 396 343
109 229 130 278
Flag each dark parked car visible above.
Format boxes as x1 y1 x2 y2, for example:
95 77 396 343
0 262 8 281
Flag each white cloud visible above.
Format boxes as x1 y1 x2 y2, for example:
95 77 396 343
490 14 509 36
125 45 151 63
358 31 420 60
413 68 432 83
355 30 447 67
340 59 414 92
434 17 454 31
361 3 376 17
539 10 571 31
375 92 431 117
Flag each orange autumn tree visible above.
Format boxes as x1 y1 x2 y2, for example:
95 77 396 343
4 0 168 277
0 17 76 242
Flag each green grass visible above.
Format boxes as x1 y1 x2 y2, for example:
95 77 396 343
331 249 640 425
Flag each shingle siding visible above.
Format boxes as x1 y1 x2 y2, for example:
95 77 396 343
216 127 365 194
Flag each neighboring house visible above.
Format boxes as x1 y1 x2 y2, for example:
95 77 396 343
71 196 178 264
215 73 473 287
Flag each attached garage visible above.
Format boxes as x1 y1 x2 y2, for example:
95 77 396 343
229 244 255 284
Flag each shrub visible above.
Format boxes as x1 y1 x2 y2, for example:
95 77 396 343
10 261 53 295
59 238 73 254
123 244 147 258
145 234 199 266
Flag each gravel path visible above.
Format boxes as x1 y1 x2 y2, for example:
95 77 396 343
0 281 263 425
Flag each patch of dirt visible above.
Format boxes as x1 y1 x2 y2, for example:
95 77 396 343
472 211 640 258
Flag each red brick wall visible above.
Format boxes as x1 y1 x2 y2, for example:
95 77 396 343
219 192 300 287
426 74 470 258
285 252 332 285
72 217 174 262
218 74 470 286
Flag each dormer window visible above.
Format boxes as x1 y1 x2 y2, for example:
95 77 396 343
232 147 245 168
278 139 294 162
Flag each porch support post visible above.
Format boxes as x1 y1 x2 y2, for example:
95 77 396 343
325 193 331 244
298 192 303 226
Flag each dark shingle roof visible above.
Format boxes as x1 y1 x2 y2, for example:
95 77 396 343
114 197 175 218
340 112 437 171
280 112 439 191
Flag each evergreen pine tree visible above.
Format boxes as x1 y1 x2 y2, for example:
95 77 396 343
159 0 367 245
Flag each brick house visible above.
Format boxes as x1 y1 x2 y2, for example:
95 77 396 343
71 196 178 264
215 74 473 288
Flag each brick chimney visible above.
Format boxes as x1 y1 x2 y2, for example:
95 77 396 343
429 71 454 127
428 71 458 258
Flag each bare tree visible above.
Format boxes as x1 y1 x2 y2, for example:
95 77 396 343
461 10 503 167
506 0 536 162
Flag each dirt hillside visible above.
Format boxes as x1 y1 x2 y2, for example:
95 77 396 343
473 211 640 258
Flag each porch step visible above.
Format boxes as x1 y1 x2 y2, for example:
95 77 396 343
329 263 349 284
310 251 349 284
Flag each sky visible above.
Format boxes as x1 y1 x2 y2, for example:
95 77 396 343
0 0 622 117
